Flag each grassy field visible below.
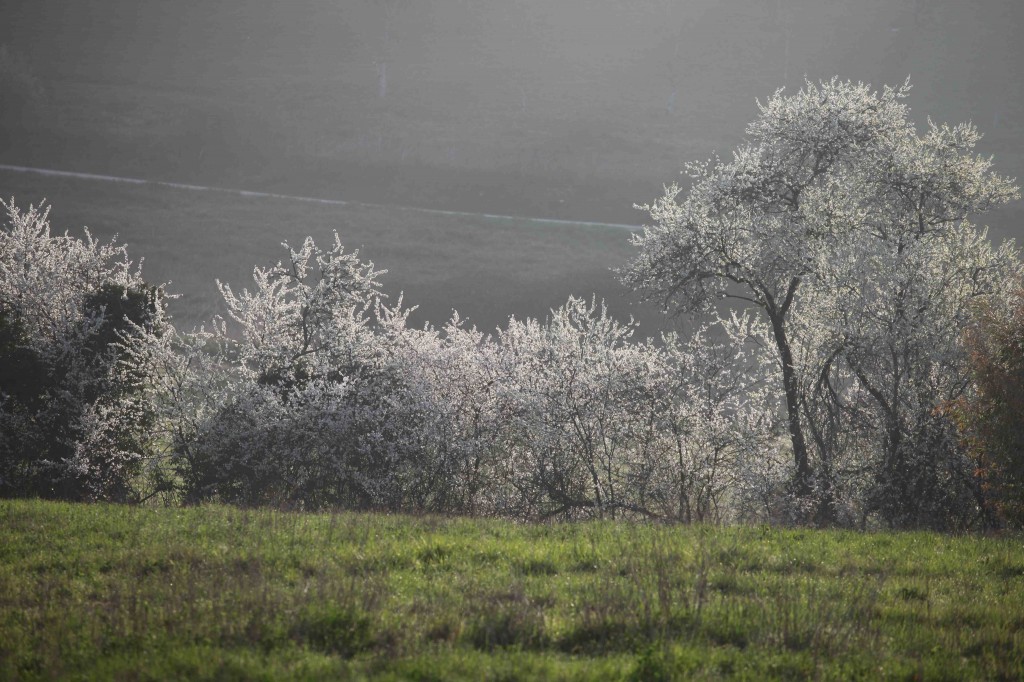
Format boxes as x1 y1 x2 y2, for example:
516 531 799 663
1 500 1022 680
0 168 666 335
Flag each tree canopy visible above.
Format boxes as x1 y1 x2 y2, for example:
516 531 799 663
625 78 1020 526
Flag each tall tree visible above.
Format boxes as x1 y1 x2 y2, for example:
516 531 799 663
624 79 1019 524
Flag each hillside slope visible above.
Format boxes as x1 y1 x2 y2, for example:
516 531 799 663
2 0 1021 233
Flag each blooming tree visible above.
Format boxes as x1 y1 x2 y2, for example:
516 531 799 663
161 233 407 508
625 79 1020 526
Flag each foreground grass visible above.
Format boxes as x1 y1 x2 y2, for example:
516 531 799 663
1 501 1022 680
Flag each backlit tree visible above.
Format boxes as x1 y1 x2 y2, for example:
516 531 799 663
624 78 1019 526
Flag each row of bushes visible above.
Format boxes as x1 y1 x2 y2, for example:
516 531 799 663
1 197 1020 527
0 201 776 521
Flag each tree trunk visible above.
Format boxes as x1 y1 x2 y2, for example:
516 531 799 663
767 309 813 499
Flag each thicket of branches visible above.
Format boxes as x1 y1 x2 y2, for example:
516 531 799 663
131 235 781 521
1 79 1020 528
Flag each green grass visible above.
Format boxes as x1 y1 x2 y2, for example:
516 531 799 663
2 500 1022 680
0 168 665 335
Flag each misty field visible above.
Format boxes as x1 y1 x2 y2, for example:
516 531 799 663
5 2 1023 231
1 500 1022 681
0 167 657 335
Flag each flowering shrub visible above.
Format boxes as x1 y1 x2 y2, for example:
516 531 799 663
0 201 168 501
490 299 778 521
131 231 774 520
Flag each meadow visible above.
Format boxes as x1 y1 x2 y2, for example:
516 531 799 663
1 499 1022 680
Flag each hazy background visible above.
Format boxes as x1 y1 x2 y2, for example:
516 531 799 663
2 0 1022 331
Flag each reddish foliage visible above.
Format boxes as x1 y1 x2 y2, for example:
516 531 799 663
948 284 1024 527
